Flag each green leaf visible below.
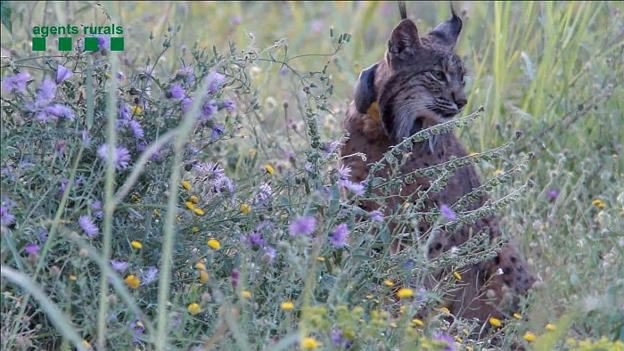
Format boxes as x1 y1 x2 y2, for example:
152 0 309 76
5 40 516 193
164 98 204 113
1 1 12 34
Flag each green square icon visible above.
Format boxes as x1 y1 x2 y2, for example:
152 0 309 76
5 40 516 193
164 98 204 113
84 37 98 52
58 37 72 51
110 37 124 51
32 37 45 51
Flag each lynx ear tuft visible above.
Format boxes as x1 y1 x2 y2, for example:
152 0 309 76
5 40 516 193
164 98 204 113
388 19 421 55
429 4 463 49
354 63 378 114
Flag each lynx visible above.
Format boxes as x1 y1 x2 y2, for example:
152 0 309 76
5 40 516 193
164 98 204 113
340 8 535 321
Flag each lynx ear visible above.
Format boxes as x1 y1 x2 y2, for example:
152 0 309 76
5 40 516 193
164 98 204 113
354 63 378 114
428 5 462 49
388 19 421 56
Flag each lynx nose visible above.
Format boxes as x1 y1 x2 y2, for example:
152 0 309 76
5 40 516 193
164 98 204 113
453 92 467 109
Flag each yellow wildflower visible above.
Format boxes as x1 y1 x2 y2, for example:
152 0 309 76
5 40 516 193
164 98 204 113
241 290 252 299
523 331 536 342
411 318 424 327
383 279 395 287
195 262 207 270
240 203 251 214
181 180 192 191
494 168 504 176
248 148 257 158
396 288 414 299
592 199 606 209
455 336 463 343
438 307 451 315
207 239 221 250
191 226 200 234
513 312 522 320
131 105 142 115
301 337 322 350
316 256 325 262
545 323 556 331
124 275 140 289
185 201 196 210
263 164 275 174
187 303 201 315
131 240 143 249
199 270 209 284
366 294 373 299
82 340 92 349
153 209 160 218
489 317 502 327
453 271 462 281
193 207 205 216
69 274 77 281
188 195 199 204
130 193 141 203
280 301 295 311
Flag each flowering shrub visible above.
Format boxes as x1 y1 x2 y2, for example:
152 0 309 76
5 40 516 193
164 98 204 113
2 2 623 351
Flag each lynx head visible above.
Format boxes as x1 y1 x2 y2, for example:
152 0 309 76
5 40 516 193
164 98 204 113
354 9 467 144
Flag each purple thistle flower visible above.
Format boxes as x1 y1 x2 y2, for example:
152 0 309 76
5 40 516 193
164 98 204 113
222 99 236 112
128 120 144 139
2 71 30 94
1 206 16 226
329 223 349 248
230 268 240 289
38 228 48 243
181 97 192 114
288 216 317 236
323 140 340 155
110 259 129 273
56 64 73 84
331 329 344 346
339 179 365 196
43 104 75 121
24 243 40 255
242 232 265 249
176 65 194 84
440 204 457 221
370 210 384 223
337 165 351 180
211 124 225 141
58 178 69 197
129 320 145 344
547 189 559 201
91 200 104 219
140 266 158 286
116 71 125 80
97 36 109 51
201 101 217 121
168 83 185 100
97 144 132 171
119 103 131 120
36 78 57 106
206 70 225 95
262 246 276 264
230 16 242 26
254 183 273 204
434 333 456 351
79 215 99 237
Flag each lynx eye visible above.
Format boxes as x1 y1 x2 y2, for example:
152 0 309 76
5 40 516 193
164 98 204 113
432 70 446 81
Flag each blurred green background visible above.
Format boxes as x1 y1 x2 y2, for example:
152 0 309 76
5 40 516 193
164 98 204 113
3 1 622 154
